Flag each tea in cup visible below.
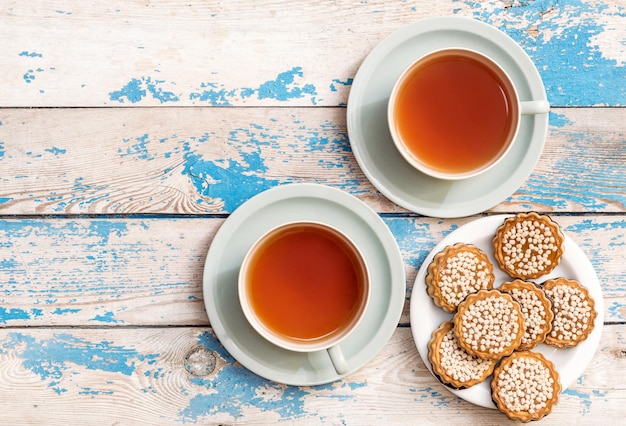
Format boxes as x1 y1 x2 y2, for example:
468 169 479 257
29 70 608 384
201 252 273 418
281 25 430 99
388 48 550 180
239 221 370 375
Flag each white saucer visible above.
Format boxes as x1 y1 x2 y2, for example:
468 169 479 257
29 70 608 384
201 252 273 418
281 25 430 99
203 183 406 386
347 17 549 218
410 215 604 408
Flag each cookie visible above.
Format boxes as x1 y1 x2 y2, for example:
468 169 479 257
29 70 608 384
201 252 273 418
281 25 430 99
499 280 554 350
542 278 597 348
453 289 524 360
428 321 496 389
426 243 495 313
491 350 561 422
493 213 564 280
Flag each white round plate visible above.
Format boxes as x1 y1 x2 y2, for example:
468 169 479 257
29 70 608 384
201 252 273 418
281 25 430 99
410 215 604 408
203 183 406 386
347 17 549 218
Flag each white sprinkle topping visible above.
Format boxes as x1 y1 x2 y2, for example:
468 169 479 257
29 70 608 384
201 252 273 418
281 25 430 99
544 284 593 342
439 327 493 382
459 295 520 354
500 219 560 276
507 287 548 347
496 357 555 414
439 251 492 307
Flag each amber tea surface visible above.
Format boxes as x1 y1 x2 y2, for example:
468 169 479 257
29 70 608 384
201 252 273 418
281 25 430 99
245 224 366 342
392 52 517 174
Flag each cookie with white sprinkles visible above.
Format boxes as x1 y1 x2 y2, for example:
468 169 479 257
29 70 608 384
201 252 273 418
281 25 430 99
542 278 597 348
426 243 495 313
428 321 497 389
499 280 554 351
453 289 525 360
491 351 561 422
493 213 565 280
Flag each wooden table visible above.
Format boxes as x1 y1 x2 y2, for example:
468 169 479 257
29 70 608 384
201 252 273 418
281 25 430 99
1 1 624 424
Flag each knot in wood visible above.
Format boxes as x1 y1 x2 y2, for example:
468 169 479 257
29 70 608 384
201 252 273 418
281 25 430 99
184 346 216 376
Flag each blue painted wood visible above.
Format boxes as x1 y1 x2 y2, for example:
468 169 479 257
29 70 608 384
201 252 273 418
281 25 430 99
0 216 622 326
0 327 621 423
1 1 623 107
0 108 623 215
458 0 626 106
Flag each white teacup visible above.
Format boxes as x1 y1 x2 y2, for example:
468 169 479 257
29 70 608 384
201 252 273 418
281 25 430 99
239 221 370 375
388 48 550 180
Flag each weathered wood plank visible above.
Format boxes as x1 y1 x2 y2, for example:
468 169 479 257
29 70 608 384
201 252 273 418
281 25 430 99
0 326 623 425
0 107 624 215
1 1 623 107
0 218 218 327
0 215 623 327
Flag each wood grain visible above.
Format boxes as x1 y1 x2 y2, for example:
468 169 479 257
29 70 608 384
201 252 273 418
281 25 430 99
1 1 623 107
0 327 623 425
0 107 624 215
0 215 622 327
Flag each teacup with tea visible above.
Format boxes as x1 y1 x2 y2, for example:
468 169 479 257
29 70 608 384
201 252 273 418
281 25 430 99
388 48 550 180
239 221 370 375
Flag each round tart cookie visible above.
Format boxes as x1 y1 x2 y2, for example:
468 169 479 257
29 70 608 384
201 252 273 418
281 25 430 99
428 321 497 389
426 243 495 313
493 212 565 280
499 280 554 351
454 289 524 360
491 351 561 422
542 278 597 348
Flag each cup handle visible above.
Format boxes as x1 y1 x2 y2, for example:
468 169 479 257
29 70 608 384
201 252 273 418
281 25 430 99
327 345 349 375
520 100 550 115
